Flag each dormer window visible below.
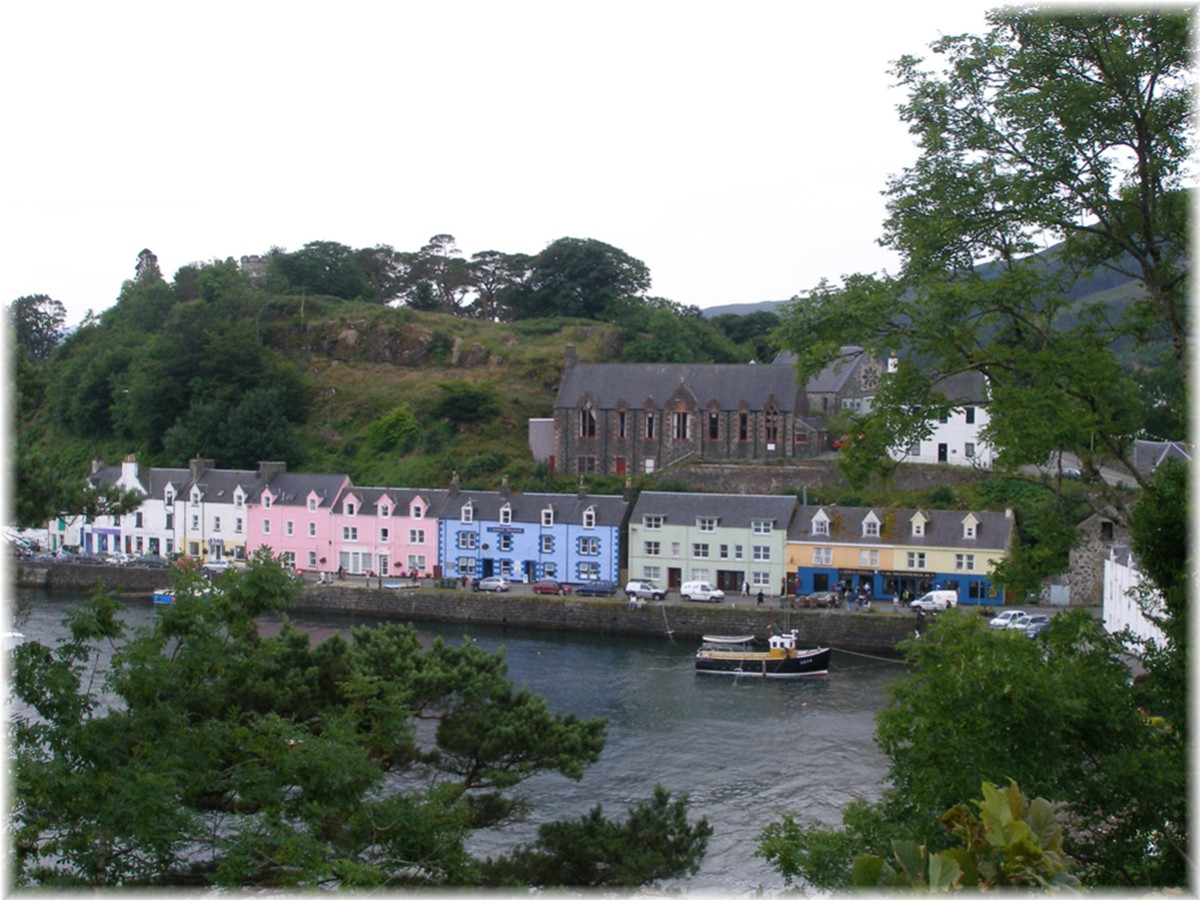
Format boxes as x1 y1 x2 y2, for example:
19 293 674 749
461 502 474 524
308 497 318 513
165 491 175 506
263 495 272 510
190 490 201 506
697 517 717 532
541 508 555 527
234 491 244 508
962 514 979 539
379 503 391 518
862 512 881 538
812 510 830 537
346 501 357 516
412 504 423 519
911 515 926 537
644 515 663 530
583 506 596 529
500 504 512 525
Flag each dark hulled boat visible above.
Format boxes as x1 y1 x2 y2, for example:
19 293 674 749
694 630 831 678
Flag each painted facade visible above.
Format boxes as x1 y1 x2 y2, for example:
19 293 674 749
326 486 441 578
626 491 796 595
249 472 352 575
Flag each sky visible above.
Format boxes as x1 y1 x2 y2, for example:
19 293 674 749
2 1 1006 327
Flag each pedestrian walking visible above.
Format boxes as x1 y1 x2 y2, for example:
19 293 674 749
741 580 749 597
756 590 764 607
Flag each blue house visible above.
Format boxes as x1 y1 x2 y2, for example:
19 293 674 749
434 476 630 584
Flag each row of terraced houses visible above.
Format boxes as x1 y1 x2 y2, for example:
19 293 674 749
49 456 1013 604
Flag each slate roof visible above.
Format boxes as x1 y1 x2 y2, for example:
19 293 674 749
773 347 864 393
788 505 1012 551
147 468 190 497
191 469 267 503
432 489 630 527
929 370 989 404
255 472 350 508
629 491 798 530
1132 439 1191 474
342 486 443 515
555 362 800 411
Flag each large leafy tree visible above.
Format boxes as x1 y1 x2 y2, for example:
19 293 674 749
776 9 1191 525
511 237 651 321
9 294 67 362
11 558 709 887
272 240 377 301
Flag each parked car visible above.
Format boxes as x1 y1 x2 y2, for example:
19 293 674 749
532 578 572 596
989 609 1028 630
574 580 618 597
201 559 233 574
910 590 958 611
680 581 725 603
72 554 106 565
134 555 171 569
1023 613 1052 638
105 553 134 566
625 580 667 602
474 576 511 592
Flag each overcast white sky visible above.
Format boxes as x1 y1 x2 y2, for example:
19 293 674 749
3 1 1006 327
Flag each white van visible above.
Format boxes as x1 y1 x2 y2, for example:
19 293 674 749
681 581 725 603
910 590 958 611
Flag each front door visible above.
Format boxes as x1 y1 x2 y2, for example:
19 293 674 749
937 443 948 462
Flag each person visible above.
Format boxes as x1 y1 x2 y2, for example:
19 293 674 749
892 593 900 613
338 565 345 581
756 589 764 607
741 580 749 598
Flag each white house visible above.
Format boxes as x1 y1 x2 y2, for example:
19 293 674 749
1102 546 1167 645
888 368 996 469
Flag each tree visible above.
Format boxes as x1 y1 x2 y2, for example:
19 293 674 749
11 559 708 887
10 294 67 362
468 249 531 321
756 610 1188 888
511 237 651 321
397 234 475 314
776 9 1191 524
272 241 377 301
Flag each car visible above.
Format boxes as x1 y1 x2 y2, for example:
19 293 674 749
1023 613 1052 638
625 580 667 602
201 559 233 574
680 580 725 603
531 578 572 595
910 590 958 611
475 576 511 592
988 609 1028 630
134 555 171 569
105 552 134 566
574 580 618 597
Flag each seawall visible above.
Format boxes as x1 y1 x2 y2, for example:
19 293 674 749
15 563 916 655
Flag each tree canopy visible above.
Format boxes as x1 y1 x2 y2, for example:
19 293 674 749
11 557 710 888
776 8 1191 523
10 294 67 362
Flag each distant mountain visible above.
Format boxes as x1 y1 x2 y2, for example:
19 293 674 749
702 300 789 318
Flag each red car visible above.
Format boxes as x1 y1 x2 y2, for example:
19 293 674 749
531 579 572 596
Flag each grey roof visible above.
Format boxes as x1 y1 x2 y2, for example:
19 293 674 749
255 472 350 508
148 468 190 497
556 362 800 411
629 491 798 530
342 486 443 515
773 347 865 393
788 505 1012 551
431 489 630 527
930 370 989 404
1132 439 1191 474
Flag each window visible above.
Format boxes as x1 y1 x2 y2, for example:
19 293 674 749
965 442 976 458
691 568 710 581
860 549 880 567
412 505 423 519
262 495 271 510
692 543 710 558
1100 521 1115 541
751 520 772 535
409 528 425 544
752 571 771 588
697 517 717 532
965 406 976 424
499 559 514 576
543 563 558 578
308 522 316 537
457 556 476 575
308 497 318 512
583 507 596 528
673 411 689 440
165 513 174 530
671 542 682 558
719 543 730 559
579 537 599 555
498 534 513 552
576 456 596 474
379 504 391 518
912 520 925 537
964 523 976 538
813 519 829 536
541 508 554 527
733 544 744 560
135 512 143 528
457 532 477 550
541 535 554 554
461 504 473 524
765 407 778 443
643 565 662 581
907 441 921 456
752 545 771 561
645 413 655 439
578 561 600 580
500 505 512 525
813 547 832 565
345 502 356 516
191 515 199 530
285 520 293 536
308 551 318 567
907 551 926 568
579 406 596 438
708 412 719 440
408 554 427 573
738 412 749 441
191 491 201 506
263 520 271 535
863 520 879 537
644 540 661 556
214 516 222 532
235 517 243 534
343 526 358 541
644 515 663 530
955 554 975 571
617 410 627 439
380 527 389 541
165 491 175 506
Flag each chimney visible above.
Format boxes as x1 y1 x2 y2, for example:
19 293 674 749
189 456 214 482
499 475 511 499
91 459 105 475
121 454 139 483
257 460 287 482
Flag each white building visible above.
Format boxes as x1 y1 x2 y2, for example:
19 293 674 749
1102 546 1167 645
887 368 996 469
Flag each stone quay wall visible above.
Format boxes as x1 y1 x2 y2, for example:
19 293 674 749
16 563 917 655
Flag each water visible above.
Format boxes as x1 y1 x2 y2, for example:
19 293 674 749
10 590 901 894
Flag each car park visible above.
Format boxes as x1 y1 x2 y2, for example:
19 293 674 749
989 609 1028 630
1023 614 1051 638
574 580 617 597
910 590 958 611
680 581 725 603
625 580 667 602
531 578 572 595
475 576 511 592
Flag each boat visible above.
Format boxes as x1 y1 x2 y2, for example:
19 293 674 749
695 630 831 678
152 588 175 605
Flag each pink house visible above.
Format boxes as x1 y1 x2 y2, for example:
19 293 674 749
248 472 352 576
328 486 443 579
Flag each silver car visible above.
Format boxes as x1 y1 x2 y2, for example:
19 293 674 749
476 576 511 592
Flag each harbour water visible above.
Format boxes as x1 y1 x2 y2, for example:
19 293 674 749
10 589 902 893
